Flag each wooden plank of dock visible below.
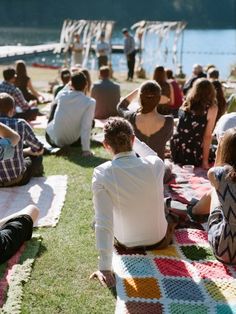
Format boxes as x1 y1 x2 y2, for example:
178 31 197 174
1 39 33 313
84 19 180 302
0 43 125 61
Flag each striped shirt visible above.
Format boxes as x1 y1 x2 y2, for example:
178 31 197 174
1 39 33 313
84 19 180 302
0 116 43 183
0 81 30 111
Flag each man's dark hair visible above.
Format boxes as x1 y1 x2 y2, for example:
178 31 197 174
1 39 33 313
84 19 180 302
60 68 71 84
3 68 16 81
99 66 110 79
122 28 128 34
0 93 15 115
208 68 219 80
71 72 87 91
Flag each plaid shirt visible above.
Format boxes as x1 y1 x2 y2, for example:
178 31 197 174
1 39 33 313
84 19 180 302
0 116 43 183
0 81 30 111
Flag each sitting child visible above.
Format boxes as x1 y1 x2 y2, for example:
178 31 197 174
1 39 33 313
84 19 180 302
0 93 44 187
0 123 39 264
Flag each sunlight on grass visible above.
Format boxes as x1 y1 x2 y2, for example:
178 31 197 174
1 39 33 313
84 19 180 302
21 143 115 314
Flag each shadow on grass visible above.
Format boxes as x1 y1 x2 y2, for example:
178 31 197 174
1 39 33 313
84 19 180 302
56 144 109 168
36 242 47 258
109 286 117 299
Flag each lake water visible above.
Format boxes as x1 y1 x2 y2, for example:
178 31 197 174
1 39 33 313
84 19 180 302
0 27 235 79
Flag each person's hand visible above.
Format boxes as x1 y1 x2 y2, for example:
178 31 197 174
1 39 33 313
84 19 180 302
90 270 116 288
37 95 45 103
23 147 44 156
82 150 94 157
29 100 38 108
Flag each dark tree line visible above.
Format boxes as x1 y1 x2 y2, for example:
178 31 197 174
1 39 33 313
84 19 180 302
1 0 235 29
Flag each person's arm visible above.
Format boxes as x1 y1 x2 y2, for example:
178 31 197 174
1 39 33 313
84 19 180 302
0 123 20 146
80 99 96 155
0 123 20 160
90 168 116 287
202 104 218 169
169 82 175 106
117 88 139 118
207 167 219 189
133 137 157 157
27 78 42 99
23 121 44 155
14 87 30 111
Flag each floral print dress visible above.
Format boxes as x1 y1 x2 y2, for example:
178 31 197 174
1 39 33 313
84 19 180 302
170 109 208 166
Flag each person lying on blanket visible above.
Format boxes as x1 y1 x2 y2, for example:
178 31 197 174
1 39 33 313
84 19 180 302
187 127 236 265
0 125 39 263
0 93 44 187
90 117 177 288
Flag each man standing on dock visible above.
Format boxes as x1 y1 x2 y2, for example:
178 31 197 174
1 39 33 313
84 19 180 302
122 28 136 81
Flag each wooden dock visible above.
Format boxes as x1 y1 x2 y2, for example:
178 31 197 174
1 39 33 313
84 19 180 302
0 43 125 61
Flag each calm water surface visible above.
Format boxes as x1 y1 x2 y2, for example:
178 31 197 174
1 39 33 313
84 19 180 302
0 27 235 79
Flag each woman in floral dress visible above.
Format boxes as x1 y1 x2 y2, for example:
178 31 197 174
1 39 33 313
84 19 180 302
170 78 218 169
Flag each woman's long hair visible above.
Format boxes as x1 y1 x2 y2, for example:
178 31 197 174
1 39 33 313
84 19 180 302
220 127 236 182
15 60 27 78
182 78 216 115
138 80 161 114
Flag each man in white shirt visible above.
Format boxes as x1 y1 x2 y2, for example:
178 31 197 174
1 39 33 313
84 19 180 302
214 112 236 141
46 72 95 156
90 117 174 287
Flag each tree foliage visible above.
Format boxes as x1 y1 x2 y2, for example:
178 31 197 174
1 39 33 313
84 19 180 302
1 0 235 28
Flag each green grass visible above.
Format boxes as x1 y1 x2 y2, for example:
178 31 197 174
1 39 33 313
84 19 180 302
21 143 116 314
19 78 142 313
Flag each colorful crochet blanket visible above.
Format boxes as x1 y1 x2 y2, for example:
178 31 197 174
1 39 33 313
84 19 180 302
114 229 236 314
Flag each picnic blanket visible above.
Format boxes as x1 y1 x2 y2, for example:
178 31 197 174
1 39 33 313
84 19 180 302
114 228 236 314
166 164 212 204
0 235 42 313
0 175 68 227
30 115 48 129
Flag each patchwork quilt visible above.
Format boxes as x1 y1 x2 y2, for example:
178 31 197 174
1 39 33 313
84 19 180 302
114 229 236 314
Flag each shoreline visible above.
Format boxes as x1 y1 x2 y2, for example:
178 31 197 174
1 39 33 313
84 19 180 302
0 65 235 97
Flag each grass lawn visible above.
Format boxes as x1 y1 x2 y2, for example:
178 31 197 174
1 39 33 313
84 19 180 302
14 68 143 314
21 143 116 314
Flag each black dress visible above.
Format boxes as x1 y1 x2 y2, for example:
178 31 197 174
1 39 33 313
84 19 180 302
170 109 208 166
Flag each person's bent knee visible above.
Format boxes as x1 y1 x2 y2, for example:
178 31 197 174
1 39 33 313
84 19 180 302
22 205 39 223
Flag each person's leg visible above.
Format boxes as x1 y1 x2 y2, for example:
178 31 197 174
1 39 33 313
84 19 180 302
14 108 39 121
127 55 132 80
0 205 39 264
28 155 44 177
45 132 58 147
0 205 39 227
129 52 135 79
190 190 212 216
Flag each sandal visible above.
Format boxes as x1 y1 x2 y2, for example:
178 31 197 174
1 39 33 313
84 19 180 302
187 203 209 223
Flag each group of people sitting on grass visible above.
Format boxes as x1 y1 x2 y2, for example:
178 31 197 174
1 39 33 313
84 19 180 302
0 61 46 121
0 61 236 292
